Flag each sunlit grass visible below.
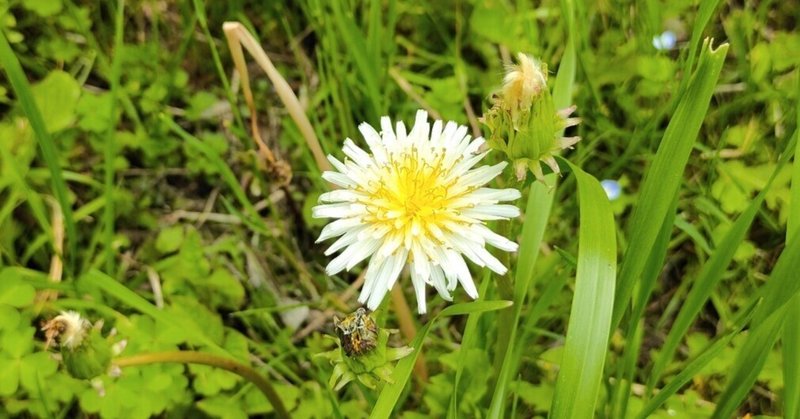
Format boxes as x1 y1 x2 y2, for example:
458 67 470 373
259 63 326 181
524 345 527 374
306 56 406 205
1 1 798 418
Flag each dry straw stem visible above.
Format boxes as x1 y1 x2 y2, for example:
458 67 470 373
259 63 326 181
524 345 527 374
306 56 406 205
47 197 64 284
222 22 331 173
37 197 65 309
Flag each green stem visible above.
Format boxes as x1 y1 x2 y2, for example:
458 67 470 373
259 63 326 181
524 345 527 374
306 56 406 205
114 351 290 418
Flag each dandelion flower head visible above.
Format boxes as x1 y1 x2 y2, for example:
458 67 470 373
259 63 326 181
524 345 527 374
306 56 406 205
313 110 520 313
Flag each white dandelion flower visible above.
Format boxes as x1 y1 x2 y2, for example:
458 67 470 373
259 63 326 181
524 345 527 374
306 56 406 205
313 110 521 313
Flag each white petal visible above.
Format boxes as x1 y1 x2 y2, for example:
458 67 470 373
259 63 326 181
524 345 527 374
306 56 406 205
412 244 431 280
450 151 490 177
461 204 521 220
447 233 486 268
457 162 508 188
345 238 382 271
316 217 363 242
410 269 427 314
430 119 444 146
395 119 408 144
327 155 348 173
360 254 387 306
359 122 387 164
472 245 507 275
312 203 362 219
445 250 477 298
326 238 379 275
468 187 522 203
319 189 364 203
380 116 396 147
464 137 485 155
322 171 355 188
472 224 519 252
377 233 403 257
324 225 367 256
385 248 409 290
430 265 452 301
343 138 375 169
366 260 393 310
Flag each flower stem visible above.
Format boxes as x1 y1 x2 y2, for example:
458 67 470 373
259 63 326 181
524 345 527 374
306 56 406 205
114 351 289 418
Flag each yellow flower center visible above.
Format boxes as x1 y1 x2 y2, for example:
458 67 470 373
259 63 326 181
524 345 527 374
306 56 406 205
361 150 457 239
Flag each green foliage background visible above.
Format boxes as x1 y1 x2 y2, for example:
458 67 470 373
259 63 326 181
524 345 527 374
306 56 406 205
0 0 798 418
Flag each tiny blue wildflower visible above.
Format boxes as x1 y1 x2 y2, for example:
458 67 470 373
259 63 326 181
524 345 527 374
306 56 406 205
600 179 622 201
652 31 677 50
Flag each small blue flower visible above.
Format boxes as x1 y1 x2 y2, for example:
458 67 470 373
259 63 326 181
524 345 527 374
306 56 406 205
601 180 622 201
652 31 677 51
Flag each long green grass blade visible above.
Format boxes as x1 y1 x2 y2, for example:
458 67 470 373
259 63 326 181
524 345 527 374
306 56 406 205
0 29 78 276
0 145 51 238
782 78 800 419
369 300 512 419
612 39 729 329
648 134 797 392
550 159 616 419
785 295 800 419
677 0 723 89
712 229 800 418
612 193 678 418
329 1 384 121
191 0 246 134
102 0 124 274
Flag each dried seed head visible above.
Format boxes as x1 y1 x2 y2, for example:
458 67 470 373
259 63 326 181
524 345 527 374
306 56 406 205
501 53 547 114
42 311 90 350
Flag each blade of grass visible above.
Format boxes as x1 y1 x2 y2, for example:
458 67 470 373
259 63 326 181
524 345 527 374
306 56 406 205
159 114 260 220
328 1 384 122
0 29 78 277
612 193 678 418
102 0 124 274
369 300 513 419
83 269 229 355
712 229 800 418
447 270 493 418
190 0 247 135
549 159 616 419
612 39 729 330
782 78 800 419
677 0 724 92
0 145 51 238
636 299 759 419
785 296 800 419
647 133 797 393
487 8 578 414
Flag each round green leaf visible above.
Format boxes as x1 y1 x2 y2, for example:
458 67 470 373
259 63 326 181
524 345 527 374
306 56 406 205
31 70 80 133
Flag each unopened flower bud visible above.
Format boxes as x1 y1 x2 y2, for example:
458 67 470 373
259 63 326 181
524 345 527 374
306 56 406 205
482 53 582 182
